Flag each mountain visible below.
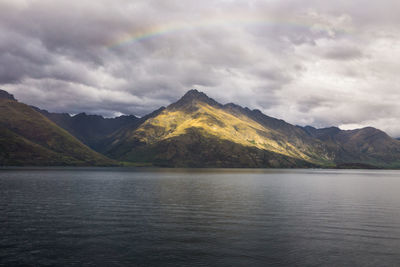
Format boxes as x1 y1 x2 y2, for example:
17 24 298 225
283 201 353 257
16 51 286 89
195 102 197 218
34 107 140 151
2 88 400 168
303 126 400 168
0 90 116 166
104 89 400 168
102 90 327 167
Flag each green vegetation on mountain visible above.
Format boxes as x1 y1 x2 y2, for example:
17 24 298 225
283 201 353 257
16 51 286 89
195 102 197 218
0 92 116 166
112 127 316 168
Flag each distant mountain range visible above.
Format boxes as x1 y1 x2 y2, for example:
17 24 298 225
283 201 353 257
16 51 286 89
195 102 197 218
1 89 400 168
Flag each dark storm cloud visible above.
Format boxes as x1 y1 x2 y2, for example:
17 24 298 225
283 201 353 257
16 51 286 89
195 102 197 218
1 0 400 135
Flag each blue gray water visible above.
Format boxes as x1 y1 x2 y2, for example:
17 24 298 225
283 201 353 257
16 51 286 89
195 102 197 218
1 168 400 266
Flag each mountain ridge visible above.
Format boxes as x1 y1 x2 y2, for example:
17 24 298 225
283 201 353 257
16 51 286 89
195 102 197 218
102 89 400 168
33 106 140 151
2 88 400 168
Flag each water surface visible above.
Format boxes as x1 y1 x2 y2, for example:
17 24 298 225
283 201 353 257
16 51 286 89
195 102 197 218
1 168 400 266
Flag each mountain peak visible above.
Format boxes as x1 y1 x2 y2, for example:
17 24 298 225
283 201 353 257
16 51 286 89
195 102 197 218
184 88 202 96
169 89 221 110
181 89 211 101
0 89 16 101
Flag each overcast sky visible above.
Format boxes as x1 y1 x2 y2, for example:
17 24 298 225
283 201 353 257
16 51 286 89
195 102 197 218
1 0 400 136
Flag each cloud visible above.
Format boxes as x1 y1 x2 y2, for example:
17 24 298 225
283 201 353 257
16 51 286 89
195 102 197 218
323 46 363 60
1 0 400 136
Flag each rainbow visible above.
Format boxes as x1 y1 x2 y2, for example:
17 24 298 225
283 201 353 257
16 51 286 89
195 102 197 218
106 14 351 49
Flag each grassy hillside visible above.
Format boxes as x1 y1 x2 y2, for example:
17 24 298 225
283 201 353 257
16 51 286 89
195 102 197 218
106 90 400 168
115 127 317 168
106 90 333 167
0 98 116 166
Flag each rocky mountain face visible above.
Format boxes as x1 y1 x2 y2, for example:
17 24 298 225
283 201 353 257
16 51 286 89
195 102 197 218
0 90 15 100
2 88 400 168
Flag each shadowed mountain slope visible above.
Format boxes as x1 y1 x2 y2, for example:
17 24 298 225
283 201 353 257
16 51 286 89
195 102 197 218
302 126 400 168
34 107 141 151
0 90 116 166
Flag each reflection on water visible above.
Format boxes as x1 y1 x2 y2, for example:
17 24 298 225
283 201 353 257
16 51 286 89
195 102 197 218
1 168 400 266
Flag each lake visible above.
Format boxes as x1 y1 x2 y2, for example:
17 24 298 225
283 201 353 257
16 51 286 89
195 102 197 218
1 168 400 266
